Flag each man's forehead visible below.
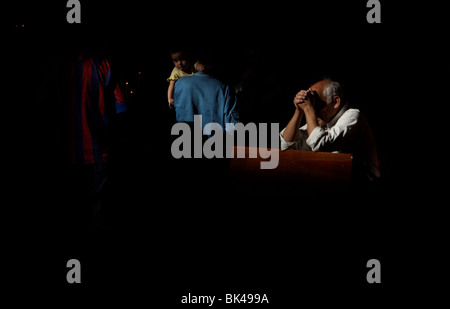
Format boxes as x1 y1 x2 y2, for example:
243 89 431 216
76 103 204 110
310 80 328 91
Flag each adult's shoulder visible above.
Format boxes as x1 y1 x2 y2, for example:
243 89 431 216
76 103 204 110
339 106 375 131
344 107 361 118
174 74 194 86
333 105 361 127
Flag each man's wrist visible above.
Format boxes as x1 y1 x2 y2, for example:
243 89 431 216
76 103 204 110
294 108 304 117
302 103 315 113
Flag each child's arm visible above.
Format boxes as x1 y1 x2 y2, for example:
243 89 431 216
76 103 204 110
168 80 176 107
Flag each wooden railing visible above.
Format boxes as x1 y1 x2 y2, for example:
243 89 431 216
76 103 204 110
229 147 352 193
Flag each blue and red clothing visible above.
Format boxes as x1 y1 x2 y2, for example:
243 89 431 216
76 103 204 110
66 54 127 165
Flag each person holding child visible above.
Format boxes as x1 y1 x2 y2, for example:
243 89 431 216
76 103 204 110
167 48 204 107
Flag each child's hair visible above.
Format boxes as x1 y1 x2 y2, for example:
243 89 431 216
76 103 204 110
169 47 193 58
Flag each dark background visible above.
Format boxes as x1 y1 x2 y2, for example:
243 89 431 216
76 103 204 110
4 0 441 306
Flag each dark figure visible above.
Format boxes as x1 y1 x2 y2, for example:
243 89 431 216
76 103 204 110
47 43 128 234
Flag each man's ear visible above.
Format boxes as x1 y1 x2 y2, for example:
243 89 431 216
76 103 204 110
333 96 341 109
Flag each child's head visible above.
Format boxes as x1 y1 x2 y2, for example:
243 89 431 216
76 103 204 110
170 49 192 73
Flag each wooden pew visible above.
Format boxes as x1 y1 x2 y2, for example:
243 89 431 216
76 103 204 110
229 146 352 195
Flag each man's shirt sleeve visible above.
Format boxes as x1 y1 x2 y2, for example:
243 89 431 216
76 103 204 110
279 125 311 151
306 109 360 152
280 109 360 152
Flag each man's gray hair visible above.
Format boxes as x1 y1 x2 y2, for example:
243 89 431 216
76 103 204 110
323 79 343 103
